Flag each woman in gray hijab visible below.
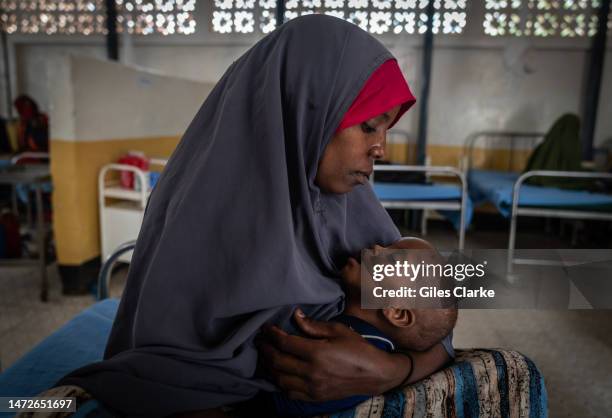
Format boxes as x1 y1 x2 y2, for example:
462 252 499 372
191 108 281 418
54 15 451 417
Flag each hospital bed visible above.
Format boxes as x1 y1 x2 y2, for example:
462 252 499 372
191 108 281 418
0 241 547 417
6 152 50 226
372 165 469 250
99 158 167 263
0 152 51 301
463 131 612 272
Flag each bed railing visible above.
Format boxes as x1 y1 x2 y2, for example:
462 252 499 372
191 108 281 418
372 164 468 249
508 170 612 273
97 240 136 300
10 152 50 165
462 131 544 172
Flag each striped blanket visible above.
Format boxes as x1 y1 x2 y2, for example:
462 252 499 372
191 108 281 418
321 349 547 418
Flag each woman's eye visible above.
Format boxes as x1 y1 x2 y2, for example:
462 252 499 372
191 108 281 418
361 122 376 134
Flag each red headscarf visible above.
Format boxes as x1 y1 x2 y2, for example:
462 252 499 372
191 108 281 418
336 59 415 133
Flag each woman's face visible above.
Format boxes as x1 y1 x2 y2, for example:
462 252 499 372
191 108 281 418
315 104 401 194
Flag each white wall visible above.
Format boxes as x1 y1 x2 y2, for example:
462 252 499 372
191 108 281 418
16 45 106 123
49 55 214 142
2 1 611 147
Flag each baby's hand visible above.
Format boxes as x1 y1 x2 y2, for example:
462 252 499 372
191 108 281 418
371 244 386 256
341 243 392 290
340 257 361 290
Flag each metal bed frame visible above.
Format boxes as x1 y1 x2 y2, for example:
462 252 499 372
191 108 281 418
97 239 136 300
8 152 50 226
463 131 612 273
0 152 51 301
96 159 167 298
372 164 467 250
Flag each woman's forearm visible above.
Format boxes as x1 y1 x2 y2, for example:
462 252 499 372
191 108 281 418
258 312 452 401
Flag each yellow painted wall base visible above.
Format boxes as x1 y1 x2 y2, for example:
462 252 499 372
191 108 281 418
50 137 532 266
50 136 179 265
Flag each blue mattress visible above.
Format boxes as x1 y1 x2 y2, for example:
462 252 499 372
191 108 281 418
0 298 118 416
375 183 463 201
374 182 472 229
469 169 612 218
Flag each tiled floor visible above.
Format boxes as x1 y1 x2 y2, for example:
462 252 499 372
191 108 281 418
0 263 127 370
1 224 611 417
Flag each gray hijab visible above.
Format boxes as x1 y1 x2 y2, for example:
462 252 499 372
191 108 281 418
59 15 401 417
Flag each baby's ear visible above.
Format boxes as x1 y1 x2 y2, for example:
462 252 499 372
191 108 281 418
382 308 416 328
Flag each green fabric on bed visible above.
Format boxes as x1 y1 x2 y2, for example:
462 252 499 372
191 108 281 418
524 114 591 190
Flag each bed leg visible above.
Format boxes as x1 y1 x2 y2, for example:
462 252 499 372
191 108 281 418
507 209 518 283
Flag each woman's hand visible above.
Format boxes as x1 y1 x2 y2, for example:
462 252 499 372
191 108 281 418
255 309 411 401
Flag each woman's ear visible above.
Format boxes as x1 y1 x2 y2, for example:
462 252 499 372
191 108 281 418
381 308 416 328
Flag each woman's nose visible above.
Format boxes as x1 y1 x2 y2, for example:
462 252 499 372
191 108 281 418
369 143 386 160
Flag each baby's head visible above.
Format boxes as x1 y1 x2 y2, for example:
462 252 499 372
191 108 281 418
381 305 458 352
341 238 458 352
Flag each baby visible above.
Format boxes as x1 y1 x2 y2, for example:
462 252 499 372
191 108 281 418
271 238 458 417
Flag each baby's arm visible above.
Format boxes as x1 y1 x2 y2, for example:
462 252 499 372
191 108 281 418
398 342 452 385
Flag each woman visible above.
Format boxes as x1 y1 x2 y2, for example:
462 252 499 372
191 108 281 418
14 95 49 153
49 15 451 417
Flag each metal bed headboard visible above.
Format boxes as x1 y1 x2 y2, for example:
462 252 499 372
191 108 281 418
463 131 544 172
372 164 467 250
10 152 50 165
